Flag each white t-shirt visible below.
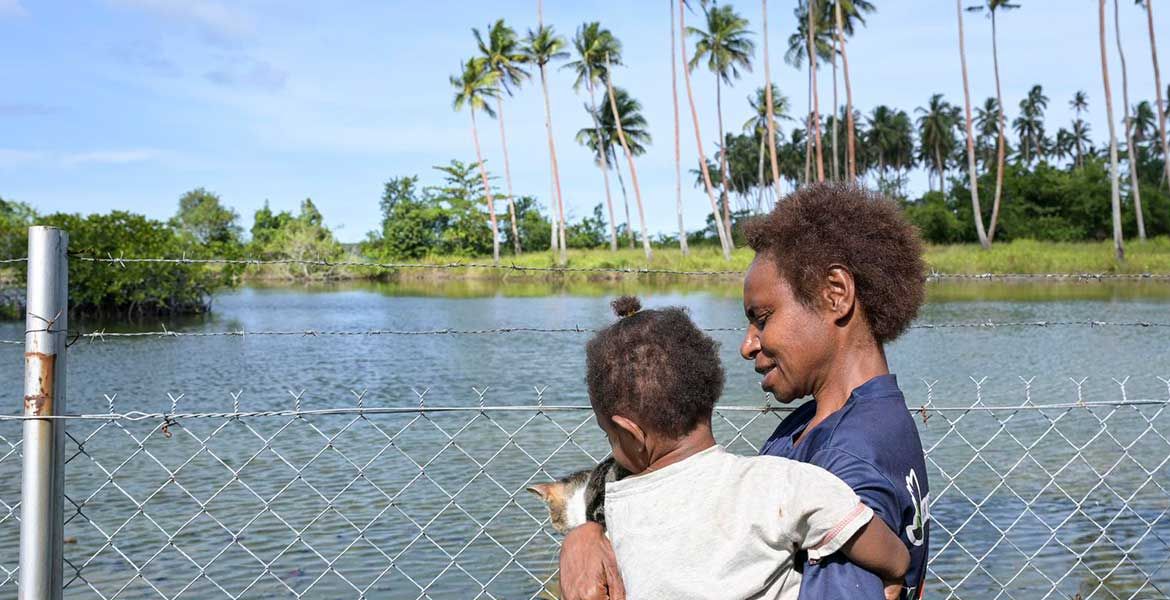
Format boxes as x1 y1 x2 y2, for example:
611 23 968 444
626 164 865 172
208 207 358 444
604 445 874 600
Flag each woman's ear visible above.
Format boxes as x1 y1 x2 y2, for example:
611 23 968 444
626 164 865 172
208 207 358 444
823 265 856 322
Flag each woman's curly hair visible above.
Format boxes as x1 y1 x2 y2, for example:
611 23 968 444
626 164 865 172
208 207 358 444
585 296 725 439
744 183 926 344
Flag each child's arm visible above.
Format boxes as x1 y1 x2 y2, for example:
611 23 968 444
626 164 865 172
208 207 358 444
838 515 910 582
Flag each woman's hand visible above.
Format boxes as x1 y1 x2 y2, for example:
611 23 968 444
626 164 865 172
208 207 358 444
558 522 625 600
883 580 904 600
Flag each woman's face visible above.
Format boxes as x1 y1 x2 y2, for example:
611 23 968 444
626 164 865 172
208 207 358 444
739 255 836 403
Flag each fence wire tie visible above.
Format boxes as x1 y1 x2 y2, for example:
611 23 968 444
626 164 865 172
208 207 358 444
1070 377 1089 406
351 388 367 409
26 309 63 332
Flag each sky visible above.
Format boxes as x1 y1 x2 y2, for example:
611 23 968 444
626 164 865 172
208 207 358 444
0 0 1166 243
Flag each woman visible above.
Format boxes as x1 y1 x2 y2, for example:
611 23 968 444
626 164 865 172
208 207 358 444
559 183 930 600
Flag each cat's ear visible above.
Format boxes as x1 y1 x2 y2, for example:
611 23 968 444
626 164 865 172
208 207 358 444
526 482 555 501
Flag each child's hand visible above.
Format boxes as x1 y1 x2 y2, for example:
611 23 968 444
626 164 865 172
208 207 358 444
883 580 903 600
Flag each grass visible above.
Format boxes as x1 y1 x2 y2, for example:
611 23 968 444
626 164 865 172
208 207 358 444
924 238 1170 274
388 238 1170 278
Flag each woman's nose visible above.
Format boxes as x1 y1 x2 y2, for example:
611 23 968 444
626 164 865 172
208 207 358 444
740 325 760 360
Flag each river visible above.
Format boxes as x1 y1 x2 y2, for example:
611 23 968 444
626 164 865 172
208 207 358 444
0 279 1167 598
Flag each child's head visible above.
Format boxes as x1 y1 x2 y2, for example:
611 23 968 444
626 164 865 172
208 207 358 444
585 296 725 473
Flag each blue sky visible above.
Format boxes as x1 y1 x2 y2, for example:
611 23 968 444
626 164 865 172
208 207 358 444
0 0 1165 242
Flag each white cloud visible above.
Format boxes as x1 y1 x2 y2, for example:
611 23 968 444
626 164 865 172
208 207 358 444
0 0 27 18
0 148 161 168
106 0 253 44
204 58 287 92
0 149 44 166
61 149 160 166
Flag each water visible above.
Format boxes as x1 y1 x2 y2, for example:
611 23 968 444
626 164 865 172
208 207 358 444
1 279 1168 598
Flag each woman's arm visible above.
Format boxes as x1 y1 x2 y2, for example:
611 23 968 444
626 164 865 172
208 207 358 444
558 522 626 600
839 515 910 582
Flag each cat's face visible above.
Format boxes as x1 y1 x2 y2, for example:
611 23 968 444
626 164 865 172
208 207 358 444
527 470 590 534
526 457 626 534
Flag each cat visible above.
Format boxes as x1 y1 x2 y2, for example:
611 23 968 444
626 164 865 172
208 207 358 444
526 456 628 534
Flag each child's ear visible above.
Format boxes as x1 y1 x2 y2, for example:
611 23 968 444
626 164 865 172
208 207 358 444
610 414 646 447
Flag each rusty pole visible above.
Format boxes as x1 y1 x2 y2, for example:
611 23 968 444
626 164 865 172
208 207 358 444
20 226 67 600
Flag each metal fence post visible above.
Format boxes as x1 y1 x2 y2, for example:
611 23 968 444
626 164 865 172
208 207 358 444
19 226 67 600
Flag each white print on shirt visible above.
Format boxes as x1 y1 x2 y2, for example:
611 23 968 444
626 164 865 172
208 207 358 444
904 469 929 547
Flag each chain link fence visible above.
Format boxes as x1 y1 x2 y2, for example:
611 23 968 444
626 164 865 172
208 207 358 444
0 379 1168 599
4 237 1170 598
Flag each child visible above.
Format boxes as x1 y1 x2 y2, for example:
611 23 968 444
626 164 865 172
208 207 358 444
583 295 908 599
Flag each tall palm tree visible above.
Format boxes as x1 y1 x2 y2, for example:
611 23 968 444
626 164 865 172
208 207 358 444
785 10 834 186
689 3 755 248
745 85 790 203
1133 100 1157 145
1054 128 1076 165
576 86 651 248
679 0 732 259
1013 85 1048 165
1099 0 1125 261
956 0 990 248
1072 119 1093 169
474 20 528 255
975 97 1002 168
566 22 622 251
1114 0 1145 239
917 93 958 193
803 0 825 182
967 0 1019 242
1137 0 1170 188
866 105 915 194
828 0 875 182
524 25 570 264
670 0 688 255
760 0 782 198
450 59 503 264
1069 91 1090 169
604 56 653 260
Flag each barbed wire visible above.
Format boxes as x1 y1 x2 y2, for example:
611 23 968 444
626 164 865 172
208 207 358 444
0 319 1165 346
1 397 1167 421
0 254 1159 280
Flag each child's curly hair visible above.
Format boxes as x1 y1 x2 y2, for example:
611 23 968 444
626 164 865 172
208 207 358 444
585 296 725 439
744 183 926 344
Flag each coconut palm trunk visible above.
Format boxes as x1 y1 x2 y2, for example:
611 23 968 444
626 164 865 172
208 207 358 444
956 0 990 248
537 61 567 264
807 0 825 182
987 9 1007 242
680 0 732 258
549 176 557 252
613 157 635 248
715 78 735 241
494 97 522 254
469 109 501 264
836 0 857 181
605 63 653 260
1115 0 1145 239
758 135 767 205
1100 0 1125 262
671 0 689 254
586 77 620 251
1144 0 1170 190
831 52 840 182
762 0 783 199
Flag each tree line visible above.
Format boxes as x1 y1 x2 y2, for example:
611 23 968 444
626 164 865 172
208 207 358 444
0 189 344 316
446 0 1170 263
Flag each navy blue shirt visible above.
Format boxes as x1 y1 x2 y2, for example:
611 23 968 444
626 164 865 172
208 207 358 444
760 375 929 600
